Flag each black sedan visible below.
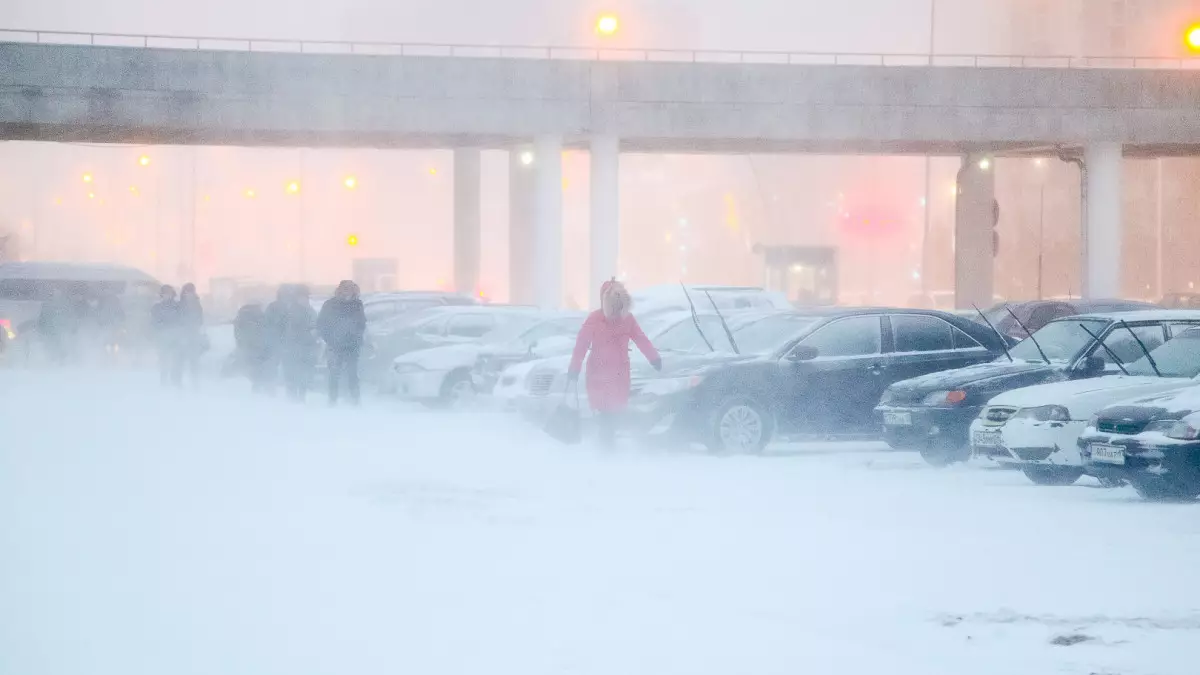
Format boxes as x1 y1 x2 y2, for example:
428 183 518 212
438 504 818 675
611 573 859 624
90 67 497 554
629 308 1010 453
877 310 1200 466
1079 387 1200 501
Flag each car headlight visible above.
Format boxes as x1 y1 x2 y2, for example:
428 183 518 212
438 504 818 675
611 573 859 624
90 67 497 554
1166 421 1200 440
1015 405 1071 422
393 362 426 375
922 390 967 406
639 375 704 396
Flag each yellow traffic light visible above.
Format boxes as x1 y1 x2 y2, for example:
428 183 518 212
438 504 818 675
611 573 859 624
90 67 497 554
596 14 619 36
1187 24 1200 52
347 234 359 246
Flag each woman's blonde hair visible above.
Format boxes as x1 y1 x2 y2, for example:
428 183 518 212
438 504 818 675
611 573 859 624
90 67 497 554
601 280 632 319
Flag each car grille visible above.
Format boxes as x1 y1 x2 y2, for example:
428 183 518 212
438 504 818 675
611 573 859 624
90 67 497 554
981 406 1018 426
1097 419 1147 435
1011 447 1054 462
527 371 556 397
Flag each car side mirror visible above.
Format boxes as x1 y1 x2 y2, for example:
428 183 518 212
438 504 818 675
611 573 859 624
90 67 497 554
789 345 819 362
1079 355 1105 374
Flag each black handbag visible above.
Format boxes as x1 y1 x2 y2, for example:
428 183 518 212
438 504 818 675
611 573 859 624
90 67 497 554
543 382 582 444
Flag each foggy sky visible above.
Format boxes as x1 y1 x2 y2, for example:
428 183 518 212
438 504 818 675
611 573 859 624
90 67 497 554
1 0 1007 55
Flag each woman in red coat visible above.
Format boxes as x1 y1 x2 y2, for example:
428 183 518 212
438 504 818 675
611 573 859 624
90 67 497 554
567 280 661 445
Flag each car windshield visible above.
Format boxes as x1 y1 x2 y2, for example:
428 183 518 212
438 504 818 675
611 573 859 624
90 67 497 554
1006 318 1108 363
481 316 573 345
731 314 822 354
1126 329 1200 378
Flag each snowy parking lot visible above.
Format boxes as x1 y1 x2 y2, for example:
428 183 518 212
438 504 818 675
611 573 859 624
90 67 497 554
2 370 1199 675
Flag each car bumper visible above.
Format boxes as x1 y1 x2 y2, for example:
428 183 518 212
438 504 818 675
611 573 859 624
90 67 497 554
876 405 980 450
392 369 447 399
975 418 1086 466
1080 434 1200 483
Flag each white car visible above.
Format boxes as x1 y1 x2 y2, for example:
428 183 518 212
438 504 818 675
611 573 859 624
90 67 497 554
971 326 1200 485
390 313 583 406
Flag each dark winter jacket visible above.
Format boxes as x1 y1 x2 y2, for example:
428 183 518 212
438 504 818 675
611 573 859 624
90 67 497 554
264 300 288 351
179 296 204 333
317 297 367 351
234 304 268 354
280 302 318 359
150 300 182 344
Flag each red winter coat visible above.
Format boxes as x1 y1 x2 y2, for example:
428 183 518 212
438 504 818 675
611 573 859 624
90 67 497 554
568 310 660 412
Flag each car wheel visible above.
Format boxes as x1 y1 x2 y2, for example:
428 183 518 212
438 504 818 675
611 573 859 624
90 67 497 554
438 369 476 409
707 397 774 454
1131 478 1200 502
919 439 970 467
1021 465 1085 486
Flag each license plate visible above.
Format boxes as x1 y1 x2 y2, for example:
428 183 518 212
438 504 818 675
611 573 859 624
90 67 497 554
883 411 911 426
1090 444 1125 465
973 430 1001 447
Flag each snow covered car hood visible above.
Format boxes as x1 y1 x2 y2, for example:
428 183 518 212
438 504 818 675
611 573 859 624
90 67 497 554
395 343 486 371
989 375 1197 419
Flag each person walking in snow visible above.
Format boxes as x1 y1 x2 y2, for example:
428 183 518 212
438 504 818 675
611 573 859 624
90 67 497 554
567 280 661 446
317 280 367 406
150 284 183 386
177 283 207 387
279 286 318 402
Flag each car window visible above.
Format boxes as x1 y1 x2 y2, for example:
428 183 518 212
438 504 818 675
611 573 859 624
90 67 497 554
447 313 495 338
363 301 399 322
1127 328 1200 378
952 326 983 349
0 279 54 302
1089 324 1166 370
798 316 881 358
1167 322 1200 338
892 315 954 353
1010 319 1107 363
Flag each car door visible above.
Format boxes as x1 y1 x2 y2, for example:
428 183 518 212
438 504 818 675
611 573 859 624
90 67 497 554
780 315 887 433
886 314 991 385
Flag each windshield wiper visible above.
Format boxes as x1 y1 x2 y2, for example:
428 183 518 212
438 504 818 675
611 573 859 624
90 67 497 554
1004 306 1050 365
1119 320 1163 377
703 290 740 355
972 303 1013 363
1077 323 1130 376
679 283 715 353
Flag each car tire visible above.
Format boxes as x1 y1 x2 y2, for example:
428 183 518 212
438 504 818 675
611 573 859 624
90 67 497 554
706 397 774 454
1131 478 1200 502
1021 465 1085 486
436 369 475 409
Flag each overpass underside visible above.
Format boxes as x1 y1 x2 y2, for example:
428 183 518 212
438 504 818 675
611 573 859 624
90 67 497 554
4 40 1200 305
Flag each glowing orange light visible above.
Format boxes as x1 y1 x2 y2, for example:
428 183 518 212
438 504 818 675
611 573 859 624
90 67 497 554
244 188 256 199
138 155 151 167
82 173 93 183
1187 24 1200 51
596 14 619 36
344 176 357 189
347 234 359 246
286 181 300 194
427 168 438 176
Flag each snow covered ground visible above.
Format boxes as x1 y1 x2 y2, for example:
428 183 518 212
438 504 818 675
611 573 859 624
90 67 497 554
2 369 1199 675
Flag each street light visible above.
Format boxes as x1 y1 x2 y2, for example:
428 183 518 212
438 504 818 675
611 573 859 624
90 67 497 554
82 173 93 183
519 151 535 166
244 188 256 199
138 155 151 167
978 157 992 171
343 176 357 189
286 181 300 194
595 14 619 36
1186 24 1200 52
347 234 359 247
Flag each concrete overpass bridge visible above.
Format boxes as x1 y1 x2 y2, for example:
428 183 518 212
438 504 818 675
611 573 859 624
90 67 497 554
4 31 1200 307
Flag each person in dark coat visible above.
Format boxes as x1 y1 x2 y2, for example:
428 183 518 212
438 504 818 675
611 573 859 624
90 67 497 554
234 303 271 393
280 286 318 402
317 280 367 405
37 289 76 365
262 287 291 394
567 280 661 446
150 284 183 386
177 283 206 387
94 291 126 360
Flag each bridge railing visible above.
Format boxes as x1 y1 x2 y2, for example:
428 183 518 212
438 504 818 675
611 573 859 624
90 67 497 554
3 27 1200 69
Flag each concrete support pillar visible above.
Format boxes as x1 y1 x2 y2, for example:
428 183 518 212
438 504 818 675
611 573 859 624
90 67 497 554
1084 143 1123 299
453 148 481 296
589 135 619 308
533 136 563 310
508 148 536 304
954 154 996 309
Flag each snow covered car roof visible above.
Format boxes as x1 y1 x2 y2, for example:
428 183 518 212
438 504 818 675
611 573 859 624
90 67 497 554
1067 309 1200 322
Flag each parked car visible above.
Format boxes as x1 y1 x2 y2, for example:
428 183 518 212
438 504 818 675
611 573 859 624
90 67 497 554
971 324 1200 485
878 310 1200 466
362 305 541 388
1080 386 1200 500
622 308 1013 453
631 285 792 318
492 309 773 417
390 312 585 406
981 299 1157 340
1161 293 1200 309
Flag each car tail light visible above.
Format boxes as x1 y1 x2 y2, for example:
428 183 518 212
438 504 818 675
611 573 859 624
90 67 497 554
0 318 13 339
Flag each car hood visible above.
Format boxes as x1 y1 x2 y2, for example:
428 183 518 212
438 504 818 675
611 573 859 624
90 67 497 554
395 343 485 370
990 375 1195 419
1098 386 1200 424
889 359 1066 397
